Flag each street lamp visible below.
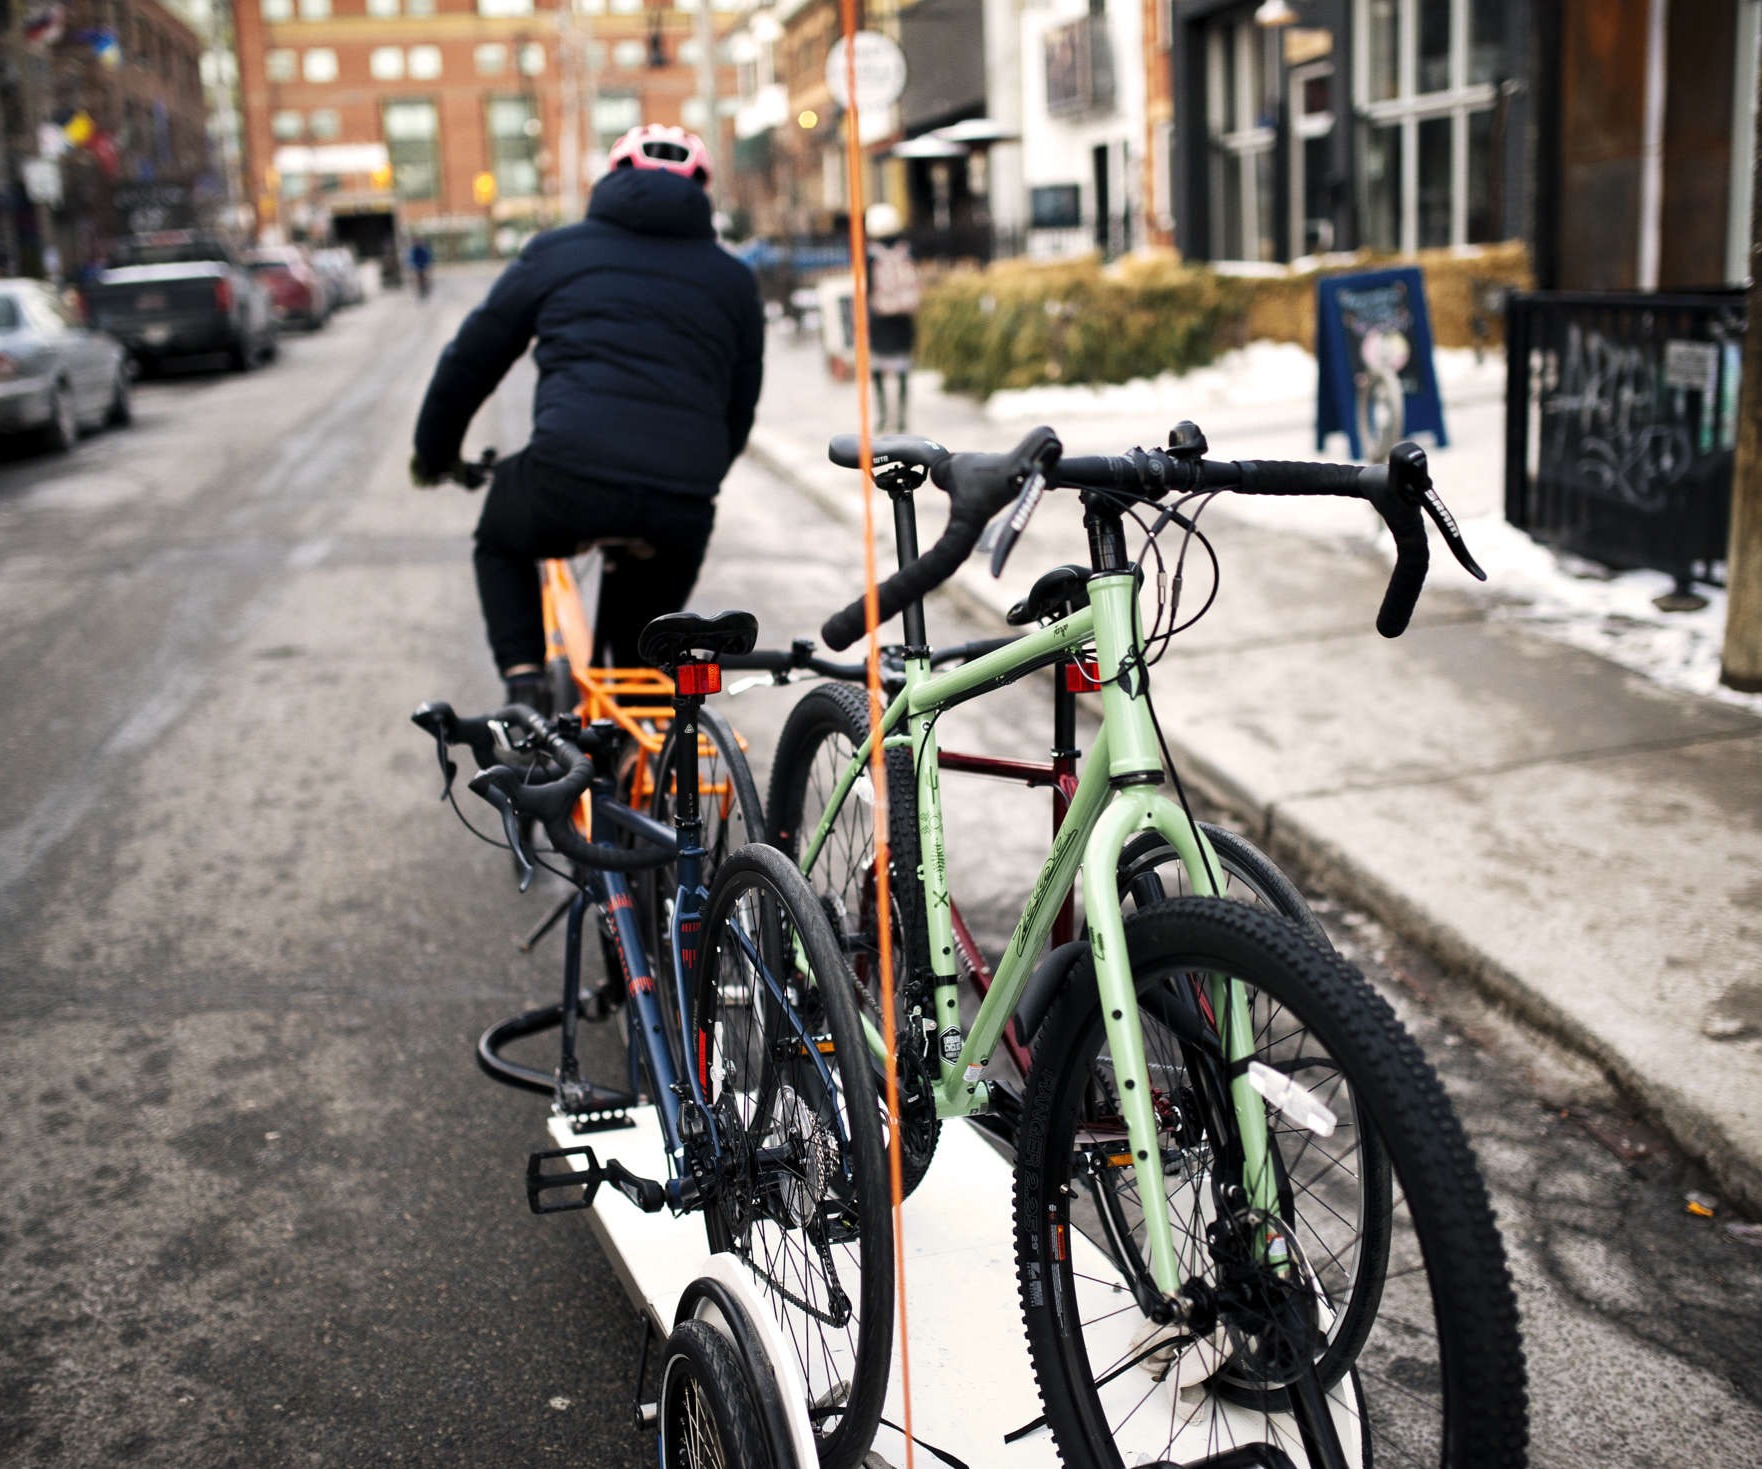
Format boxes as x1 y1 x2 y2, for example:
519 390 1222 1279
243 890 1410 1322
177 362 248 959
1254 0 1299 25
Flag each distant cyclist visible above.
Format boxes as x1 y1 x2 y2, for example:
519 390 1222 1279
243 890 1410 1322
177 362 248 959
410 126 765 707
409 236 433 298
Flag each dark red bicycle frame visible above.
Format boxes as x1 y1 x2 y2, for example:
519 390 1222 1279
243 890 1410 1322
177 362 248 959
933 658 1089 1080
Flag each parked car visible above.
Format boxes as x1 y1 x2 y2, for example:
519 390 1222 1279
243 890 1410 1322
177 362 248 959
247 246 331 330
86 232 276 374
312 247 364 308
0 278 132 451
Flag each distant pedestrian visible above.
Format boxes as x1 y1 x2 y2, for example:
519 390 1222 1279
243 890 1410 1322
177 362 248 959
864 203 919 433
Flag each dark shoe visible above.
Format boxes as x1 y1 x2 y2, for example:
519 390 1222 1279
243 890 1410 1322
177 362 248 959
504 672 553 716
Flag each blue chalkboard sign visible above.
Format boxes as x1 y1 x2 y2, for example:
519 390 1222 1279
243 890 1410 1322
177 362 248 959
1316 267 1448 459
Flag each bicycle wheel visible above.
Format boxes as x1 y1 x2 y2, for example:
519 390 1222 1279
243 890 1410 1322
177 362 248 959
692 843 893 1469
1014 898 1525 1468
767 680 940 1195
658 1318 776 1469
1115 824 1333 950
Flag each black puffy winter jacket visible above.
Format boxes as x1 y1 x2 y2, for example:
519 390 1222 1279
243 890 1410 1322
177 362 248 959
413 168 765 500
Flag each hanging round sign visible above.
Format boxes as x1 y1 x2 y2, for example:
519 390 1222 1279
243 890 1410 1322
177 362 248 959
824 31 907 112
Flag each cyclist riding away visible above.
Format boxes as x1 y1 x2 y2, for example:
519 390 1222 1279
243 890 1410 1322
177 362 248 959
409 124 766 708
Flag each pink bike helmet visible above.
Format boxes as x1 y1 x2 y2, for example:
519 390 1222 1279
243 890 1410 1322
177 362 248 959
607 124 713 186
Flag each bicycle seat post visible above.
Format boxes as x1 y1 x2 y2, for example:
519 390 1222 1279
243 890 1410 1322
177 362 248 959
876 460 931 655
668 664 712 854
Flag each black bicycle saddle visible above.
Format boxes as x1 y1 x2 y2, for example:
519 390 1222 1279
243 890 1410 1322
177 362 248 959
1007 564 1091 627
637 610 760 670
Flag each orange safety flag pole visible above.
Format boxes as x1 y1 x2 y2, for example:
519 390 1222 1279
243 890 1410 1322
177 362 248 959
837 6 917 1465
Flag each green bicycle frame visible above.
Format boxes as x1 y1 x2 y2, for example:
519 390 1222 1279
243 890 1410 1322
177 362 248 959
799 571 1277 1297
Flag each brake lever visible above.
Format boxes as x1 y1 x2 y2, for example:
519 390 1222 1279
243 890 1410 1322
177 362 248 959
1389 443 1486 581
989 467 1050 578
470 773 537 892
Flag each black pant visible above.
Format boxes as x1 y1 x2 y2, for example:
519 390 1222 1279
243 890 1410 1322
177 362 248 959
472 448 716 672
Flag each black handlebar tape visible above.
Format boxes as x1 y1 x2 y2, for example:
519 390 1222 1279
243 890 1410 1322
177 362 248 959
540 810 676 873
1231 459 1369 497
822 427 1063 650
1053 454 1135 491
1364 482 1430 638
822 501 989 650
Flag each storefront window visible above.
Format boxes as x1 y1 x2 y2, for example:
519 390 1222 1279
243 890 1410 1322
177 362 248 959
1417 114 1451 247
1206 17 1277 261
1417 0 1450 93
1466 106 1496 242
1355 0 1504 250
1361 122 1402 250
1365 0 1399 102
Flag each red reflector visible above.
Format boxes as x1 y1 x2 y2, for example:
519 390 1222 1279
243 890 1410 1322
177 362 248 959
675 661 721 695
1063 659 1101 693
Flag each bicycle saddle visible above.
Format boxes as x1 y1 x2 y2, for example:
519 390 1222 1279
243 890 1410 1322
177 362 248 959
827 433 949 471
1007 564 1090 626
637 610 760 670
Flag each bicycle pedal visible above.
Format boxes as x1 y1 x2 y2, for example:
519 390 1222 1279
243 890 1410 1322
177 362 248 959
602 1158 667 1214
526 1144 603 1214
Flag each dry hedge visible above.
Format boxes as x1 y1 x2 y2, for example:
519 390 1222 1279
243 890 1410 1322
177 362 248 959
915 241 1533 398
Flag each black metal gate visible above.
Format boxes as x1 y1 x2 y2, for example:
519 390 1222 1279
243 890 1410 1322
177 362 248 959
1504 289 1746 587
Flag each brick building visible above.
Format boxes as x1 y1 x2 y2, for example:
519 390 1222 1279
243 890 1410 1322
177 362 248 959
231 0 739 254
0 0 210 275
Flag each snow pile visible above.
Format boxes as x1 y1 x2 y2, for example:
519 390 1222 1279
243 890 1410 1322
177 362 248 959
984 343 1504 423
1461 517 1759 711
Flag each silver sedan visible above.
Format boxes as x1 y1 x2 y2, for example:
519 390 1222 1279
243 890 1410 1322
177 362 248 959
0 278 131 452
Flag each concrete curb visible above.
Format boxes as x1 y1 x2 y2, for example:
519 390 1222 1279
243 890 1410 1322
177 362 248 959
744 426 1762 1216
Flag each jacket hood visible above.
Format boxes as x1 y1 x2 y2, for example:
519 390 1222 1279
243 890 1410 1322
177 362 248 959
587 168 714 239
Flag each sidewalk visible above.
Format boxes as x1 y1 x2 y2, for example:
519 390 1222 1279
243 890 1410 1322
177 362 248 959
748 325 1762 1216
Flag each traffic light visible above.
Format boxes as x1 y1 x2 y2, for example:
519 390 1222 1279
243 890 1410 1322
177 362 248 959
371 163 394 191
473 171 497 207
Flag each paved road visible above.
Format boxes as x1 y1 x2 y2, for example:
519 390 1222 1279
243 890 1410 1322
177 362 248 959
1 269 1759 1466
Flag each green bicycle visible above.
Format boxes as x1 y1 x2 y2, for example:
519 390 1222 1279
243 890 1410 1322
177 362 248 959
770 423 1526 1468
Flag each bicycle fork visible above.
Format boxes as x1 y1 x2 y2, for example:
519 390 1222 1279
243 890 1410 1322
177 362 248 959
1080 570 1281 1305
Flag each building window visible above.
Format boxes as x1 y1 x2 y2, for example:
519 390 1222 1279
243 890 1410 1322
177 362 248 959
409 45 442 79
303 48 338 83
475 43 507 75
593 93 641 149
261 0 293 20
309 108 342 140
487 96 539 199
1206 18 1276 262
1353 0 1504 251
383 99 439 200
608 0 642 14
369 45 404 79
406 0 433 14
519 42 546 75
297 0 330 18
272 109 303 140
1290 61 1336 256
478 0 533 13
612 38 645 68
266 48 297 81
366 0 399 15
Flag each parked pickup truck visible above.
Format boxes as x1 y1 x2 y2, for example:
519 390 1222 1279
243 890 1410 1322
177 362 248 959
87 232 277 373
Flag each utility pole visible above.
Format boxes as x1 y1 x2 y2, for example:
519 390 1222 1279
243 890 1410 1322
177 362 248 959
695 0 715 156
1722 55 1762 691
559 8 578 220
